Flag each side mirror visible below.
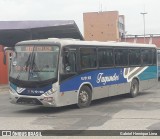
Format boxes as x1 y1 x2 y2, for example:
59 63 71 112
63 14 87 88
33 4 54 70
3 47 13 65
65 66 71 72
9 53 12 61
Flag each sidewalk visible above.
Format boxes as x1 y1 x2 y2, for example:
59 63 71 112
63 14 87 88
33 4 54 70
0 84 9 92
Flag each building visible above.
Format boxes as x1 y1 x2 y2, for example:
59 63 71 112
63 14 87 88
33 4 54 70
0 45 9 84
83 11 125 42
121 34 160 48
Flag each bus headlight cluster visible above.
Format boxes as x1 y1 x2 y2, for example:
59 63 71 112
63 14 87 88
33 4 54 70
44 97 54 102
44 89 57 96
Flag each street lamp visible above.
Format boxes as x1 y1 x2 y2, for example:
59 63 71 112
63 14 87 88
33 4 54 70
125 31 127 42
140 12 147 43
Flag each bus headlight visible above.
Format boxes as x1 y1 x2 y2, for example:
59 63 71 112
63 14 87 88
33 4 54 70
44 89 57 96
52 88 57 93
44 97 54 102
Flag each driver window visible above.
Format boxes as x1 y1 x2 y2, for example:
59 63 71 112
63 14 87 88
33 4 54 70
64 51 76 73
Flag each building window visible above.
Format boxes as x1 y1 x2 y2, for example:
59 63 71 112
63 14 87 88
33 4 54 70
118 22 124 30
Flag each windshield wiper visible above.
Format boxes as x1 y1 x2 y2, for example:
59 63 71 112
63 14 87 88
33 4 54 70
28 53 41 81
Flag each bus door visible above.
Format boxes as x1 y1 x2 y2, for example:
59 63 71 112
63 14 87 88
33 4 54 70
60 47 77 83
59 48 78 105
64 48 77 74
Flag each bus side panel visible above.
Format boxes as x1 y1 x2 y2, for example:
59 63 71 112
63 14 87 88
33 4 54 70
59 68 128 106
158 66 160 79
139 79 157 92
138 66 157 91
56 88 78 107
58 66 157 106
92 82 130 100
118 83 131 95
92 85 109 100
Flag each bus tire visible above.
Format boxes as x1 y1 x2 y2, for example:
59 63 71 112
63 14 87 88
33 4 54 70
129 79 139 98
77 85 92 108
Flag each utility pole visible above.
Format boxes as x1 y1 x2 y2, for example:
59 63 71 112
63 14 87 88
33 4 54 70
140 12 147 43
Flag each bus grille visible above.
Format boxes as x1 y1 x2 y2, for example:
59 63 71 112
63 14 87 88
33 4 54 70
17 98 43 105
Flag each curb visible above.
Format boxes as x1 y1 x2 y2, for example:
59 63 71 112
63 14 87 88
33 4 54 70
0 85 9 90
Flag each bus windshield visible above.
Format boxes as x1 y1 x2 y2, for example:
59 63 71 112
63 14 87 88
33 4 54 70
10 45 59 81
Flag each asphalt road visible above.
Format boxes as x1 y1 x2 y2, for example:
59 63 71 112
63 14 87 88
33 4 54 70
0 82 160 131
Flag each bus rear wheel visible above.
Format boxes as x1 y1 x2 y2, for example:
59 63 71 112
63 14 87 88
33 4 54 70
129 79 139 98
77 86 92 108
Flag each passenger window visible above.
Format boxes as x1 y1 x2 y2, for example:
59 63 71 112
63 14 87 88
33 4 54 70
141 49 152 65
80 48 97 69
152 49 157 65
115 49 128 66
98 48 114 67
129 49 141 66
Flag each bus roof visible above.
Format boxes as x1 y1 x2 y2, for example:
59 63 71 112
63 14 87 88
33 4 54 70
16 38 157 48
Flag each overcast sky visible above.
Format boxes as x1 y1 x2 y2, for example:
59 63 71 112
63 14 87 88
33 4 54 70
0 0 160 36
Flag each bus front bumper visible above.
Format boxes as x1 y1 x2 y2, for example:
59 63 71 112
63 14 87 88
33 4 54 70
9 90 57 107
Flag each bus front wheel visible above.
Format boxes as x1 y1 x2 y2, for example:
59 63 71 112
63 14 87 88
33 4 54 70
77 86 92 108
129 79 139 98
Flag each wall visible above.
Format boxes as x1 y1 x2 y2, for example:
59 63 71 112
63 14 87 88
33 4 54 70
83 11 120 41
0 45 8 84
121 36 160 48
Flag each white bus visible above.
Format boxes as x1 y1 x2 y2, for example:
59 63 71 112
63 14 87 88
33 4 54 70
158 49 160 79
8 38 158 108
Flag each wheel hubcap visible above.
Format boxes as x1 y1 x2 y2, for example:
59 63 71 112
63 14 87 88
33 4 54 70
79 91 88 103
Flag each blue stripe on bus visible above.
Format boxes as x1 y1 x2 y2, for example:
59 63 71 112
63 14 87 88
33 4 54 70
60 68 127 92
60 66 157 92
